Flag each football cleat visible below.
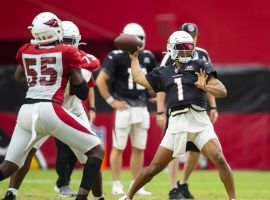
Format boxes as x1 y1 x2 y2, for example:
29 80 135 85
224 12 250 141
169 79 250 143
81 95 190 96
54 185 75 197
118 195 131 200
2 191 16 200
177 182 194 199
129 181 152 196
135 187 152 196
112 181 125 195
168 188 184 200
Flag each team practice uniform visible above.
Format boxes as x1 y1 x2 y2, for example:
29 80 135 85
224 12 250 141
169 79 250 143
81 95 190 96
146 59 219 157
5 43 101 167
102 50 156 150
35 49 100 165
160 47 211 152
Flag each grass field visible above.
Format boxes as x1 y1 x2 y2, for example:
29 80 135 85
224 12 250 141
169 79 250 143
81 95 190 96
0 169 269 200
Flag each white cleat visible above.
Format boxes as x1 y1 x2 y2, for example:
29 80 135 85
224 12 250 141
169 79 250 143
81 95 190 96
136 187 152 196
112 181 125 195
130 181 152 196
118 195 131 200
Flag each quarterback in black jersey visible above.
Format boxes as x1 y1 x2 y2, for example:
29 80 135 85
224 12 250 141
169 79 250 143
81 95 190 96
119 31 236 200
97 23 156 196
157 23 218 200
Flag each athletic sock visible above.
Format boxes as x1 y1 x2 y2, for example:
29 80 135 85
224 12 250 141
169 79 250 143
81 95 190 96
7 188 18 195
80 157 102 191
75 194 88 200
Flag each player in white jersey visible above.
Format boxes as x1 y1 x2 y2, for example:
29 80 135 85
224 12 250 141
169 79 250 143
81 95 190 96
0 13 104 200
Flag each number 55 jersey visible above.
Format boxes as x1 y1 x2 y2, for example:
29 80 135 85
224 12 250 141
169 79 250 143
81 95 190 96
16 43 82 104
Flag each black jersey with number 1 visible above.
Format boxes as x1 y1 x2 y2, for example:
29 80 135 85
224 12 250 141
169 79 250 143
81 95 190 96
146 59 217 110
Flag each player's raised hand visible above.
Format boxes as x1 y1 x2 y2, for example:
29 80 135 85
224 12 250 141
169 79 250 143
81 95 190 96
110 100 129 111
194 69 208 90
128 47 140 59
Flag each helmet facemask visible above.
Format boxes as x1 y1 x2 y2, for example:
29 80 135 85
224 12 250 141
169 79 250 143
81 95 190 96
167 43 195 63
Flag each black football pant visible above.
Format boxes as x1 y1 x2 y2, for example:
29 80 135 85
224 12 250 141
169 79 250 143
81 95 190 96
55 138 77 187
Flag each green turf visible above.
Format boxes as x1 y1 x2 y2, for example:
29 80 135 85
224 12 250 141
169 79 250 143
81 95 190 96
0 169 269 200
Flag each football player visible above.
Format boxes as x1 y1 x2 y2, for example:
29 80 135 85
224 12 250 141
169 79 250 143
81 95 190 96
0 13 104 200
157 22 218 199
119 31 236 200
96 23 156 196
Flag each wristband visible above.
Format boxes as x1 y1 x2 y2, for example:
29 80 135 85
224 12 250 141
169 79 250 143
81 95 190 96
106 96 114 105
210 107 217 110
89 107 96 112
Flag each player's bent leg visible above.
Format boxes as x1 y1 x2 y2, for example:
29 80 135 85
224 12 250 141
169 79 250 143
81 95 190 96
92 171 104 199
0 124 38 182
45 103 104 200
76 144 105 200
2 148 37 200
201 139 236 200
0 161 18 181
9 148 37 188
126 146 174 199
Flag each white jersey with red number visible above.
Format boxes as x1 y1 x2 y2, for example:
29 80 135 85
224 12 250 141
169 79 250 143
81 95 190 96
63 50 100 111
16 43 81 104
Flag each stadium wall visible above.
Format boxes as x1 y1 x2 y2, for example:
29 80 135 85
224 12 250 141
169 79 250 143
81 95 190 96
0 65 270 170
1 0 270 64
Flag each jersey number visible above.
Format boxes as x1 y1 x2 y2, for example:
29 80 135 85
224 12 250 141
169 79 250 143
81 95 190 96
127 68 147 90
174 77 184 100
82 54 97 64
24 57 57 87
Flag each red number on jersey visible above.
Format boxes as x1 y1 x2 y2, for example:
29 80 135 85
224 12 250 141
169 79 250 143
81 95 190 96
25 58 38 87
25 57 57 87
40 57 57 86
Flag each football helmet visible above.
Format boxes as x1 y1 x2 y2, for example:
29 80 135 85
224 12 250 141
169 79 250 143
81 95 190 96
122 23 146 49
62 21 81 46
29 12 63 45
167 31 195 63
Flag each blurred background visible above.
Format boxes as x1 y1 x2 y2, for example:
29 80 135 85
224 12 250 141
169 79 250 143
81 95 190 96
0 0 270 170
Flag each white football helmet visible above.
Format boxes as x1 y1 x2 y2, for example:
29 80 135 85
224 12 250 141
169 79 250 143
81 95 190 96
122 23 146 49
167 31 195 63
62 21 81 46
29 12 63 45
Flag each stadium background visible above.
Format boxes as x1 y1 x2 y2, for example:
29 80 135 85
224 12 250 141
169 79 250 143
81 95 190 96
0 0 270 170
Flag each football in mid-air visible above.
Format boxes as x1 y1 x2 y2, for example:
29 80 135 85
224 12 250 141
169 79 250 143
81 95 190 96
114 34 143 53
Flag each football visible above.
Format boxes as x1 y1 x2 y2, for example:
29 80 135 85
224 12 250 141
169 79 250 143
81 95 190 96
114 34 143 53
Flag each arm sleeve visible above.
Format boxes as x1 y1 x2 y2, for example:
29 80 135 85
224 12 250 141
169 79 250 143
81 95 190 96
102 52 117 76
203 61 217 78
145 67 164 93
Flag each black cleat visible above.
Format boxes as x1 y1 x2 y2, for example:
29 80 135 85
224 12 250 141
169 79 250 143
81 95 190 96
2 191 16 200
169 188 184 200
177 182 194 199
